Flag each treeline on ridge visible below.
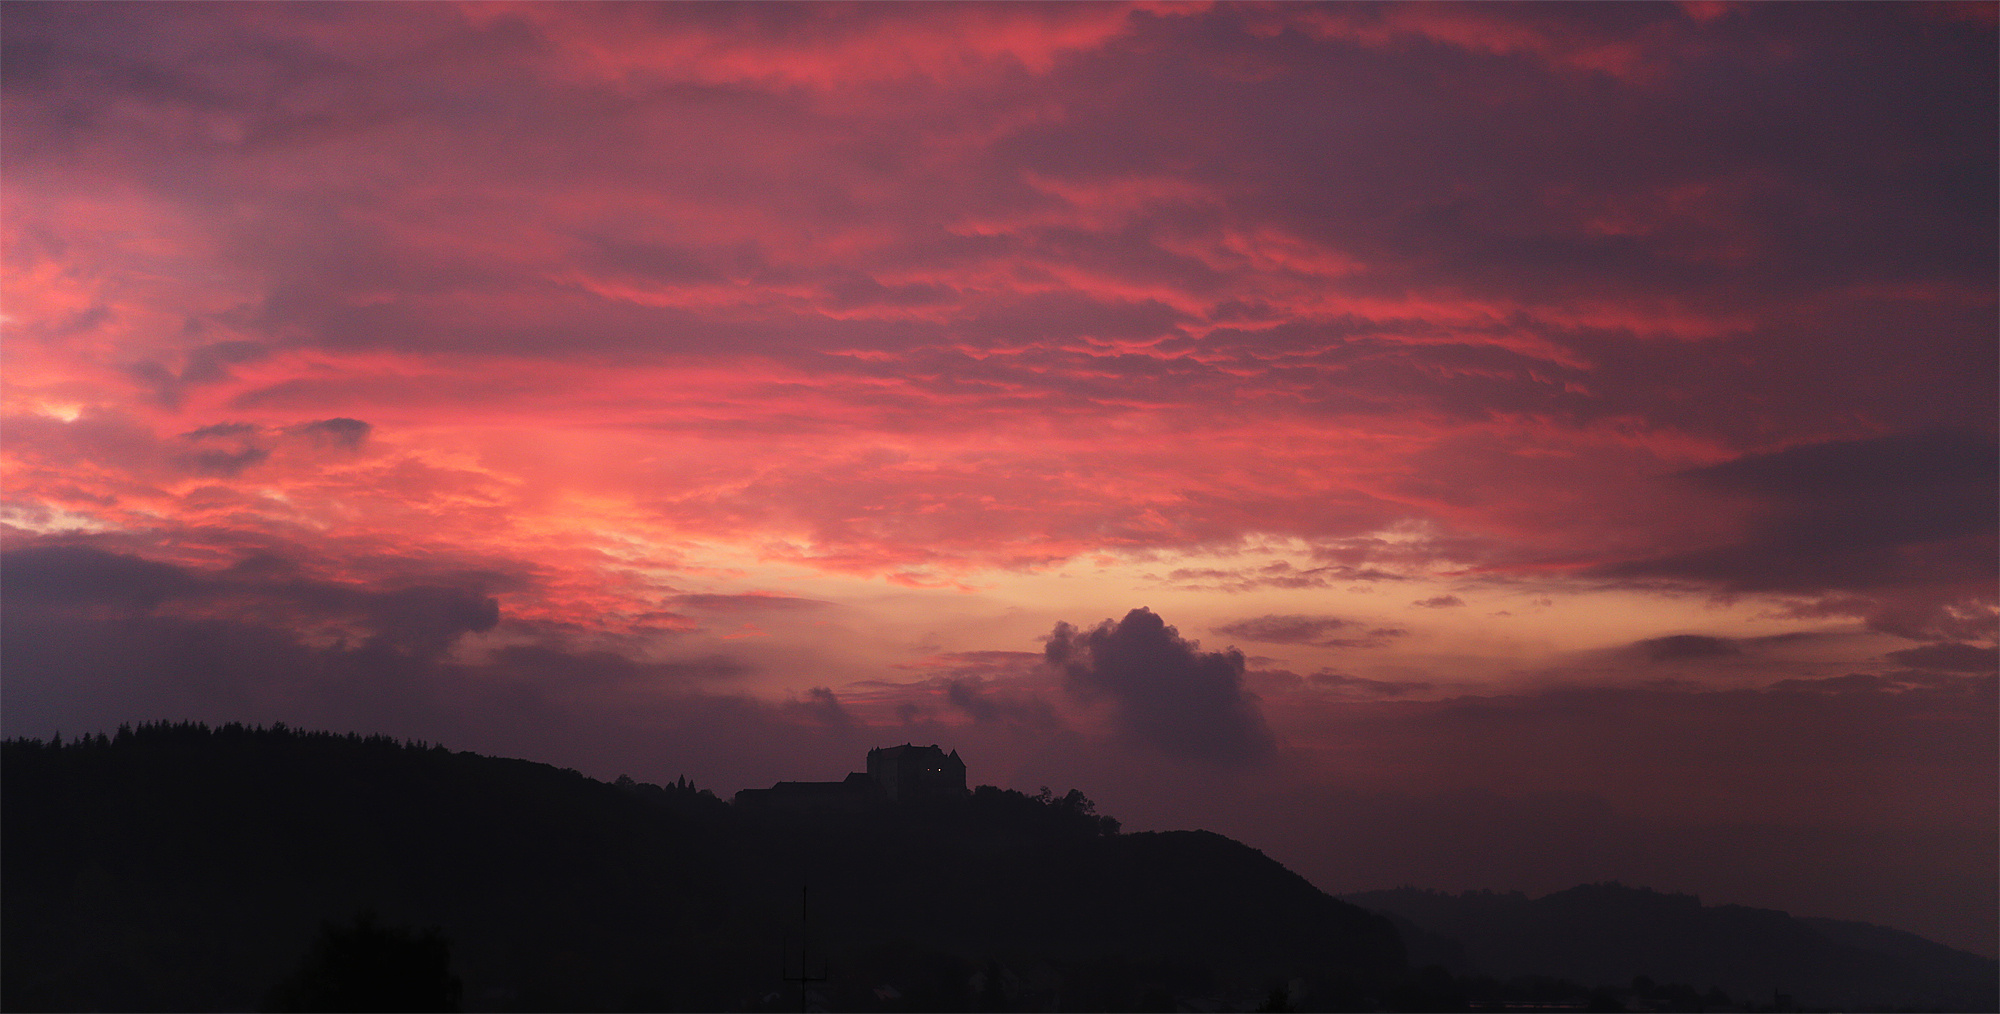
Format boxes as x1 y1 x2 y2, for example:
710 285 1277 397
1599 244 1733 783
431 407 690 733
3 721 1412 1012
18 722 1968 1012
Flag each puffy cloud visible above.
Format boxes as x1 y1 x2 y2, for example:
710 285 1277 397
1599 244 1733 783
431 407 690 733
1045 608 1276 766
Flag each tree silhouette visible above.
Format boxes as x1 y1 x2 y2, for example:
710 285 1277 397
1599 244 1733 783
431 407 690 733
264 910 462 1012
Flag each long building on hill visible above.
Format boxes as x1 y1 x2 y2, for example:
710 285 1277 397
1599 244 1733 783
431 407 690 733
734 743 966 812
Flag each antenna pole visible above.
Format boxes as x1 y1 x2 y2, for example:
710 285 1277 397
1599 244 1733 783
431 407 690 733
782 880 828 1013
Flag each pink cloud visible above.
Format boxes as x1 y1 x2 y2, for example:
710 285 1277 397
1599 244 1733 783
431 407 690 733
5 1 1993 956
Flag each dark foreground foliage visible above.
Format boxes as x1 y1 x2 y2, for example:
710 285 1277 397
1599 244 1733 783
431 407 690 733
4 722 1421 1012
264 910 462 1012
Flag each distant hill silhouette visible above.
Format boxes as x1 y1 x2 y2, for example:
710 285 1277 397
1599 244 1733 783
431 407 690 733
3 723 1411 1012
1343 883 1998 1012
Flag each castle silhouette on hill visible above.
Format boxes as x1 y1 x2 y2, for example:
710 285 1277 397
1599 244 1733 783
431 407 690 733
734 743 966 812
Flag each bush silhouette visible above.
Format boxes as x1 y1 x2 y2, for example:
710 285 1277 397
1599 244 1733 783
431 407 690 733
264 910 461 1012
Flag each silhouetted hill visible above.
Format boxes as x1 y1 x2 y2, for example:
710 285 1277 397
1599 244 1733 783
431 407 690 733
1342 883 1998 1012
3 723 1409 1012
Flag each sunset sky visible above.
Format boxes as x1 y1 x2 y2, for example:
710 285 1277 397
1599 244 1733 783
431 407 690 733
4 2 1995 956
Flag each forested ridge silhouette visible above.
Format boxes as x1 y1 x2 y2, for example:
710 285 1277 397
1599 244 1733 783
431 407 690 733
9 723 1991 1012
1342 885 1998 1013
4 722 1408 1012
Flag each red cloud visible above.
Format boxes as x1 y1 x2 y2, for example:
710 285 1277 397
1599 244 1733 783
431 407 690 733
4 11 1993 956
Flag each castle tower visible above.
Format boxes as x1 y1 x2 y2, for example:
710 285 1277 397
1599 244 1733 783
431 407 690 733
866 743 967 803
